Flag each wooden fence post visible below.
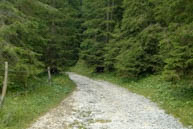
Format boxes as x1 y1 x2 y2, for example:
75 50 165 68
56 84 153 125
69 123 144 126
48 67 51 85
0 62 8 108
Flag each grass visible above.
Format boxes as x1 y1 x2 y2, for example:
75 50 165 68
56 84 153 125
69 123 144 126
0 74 76 129
70 61 193 128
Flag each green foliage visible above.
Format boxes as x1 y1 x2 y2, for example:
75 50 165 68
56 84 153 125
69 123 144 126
0 74 76 129
162 23 193 81
16 0 81 71
80 0 193 82
104 0 163 77
0 1 43 87
80 0 123 72
0 0 81 87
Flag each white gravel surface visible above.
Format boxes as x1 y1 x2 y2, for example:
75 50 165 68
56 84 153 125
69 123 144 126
28 72 187 129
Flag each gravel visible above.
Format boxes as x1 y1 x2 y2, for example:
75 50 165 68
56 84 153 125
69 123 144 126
28 72 187 129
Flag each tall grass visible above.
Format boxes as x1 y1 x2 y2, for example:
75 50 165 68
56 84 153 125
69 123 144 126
0 74 76 129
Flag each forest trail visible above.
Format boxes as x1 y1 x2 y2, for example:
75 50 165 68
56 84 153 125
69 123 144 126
28 73 186 129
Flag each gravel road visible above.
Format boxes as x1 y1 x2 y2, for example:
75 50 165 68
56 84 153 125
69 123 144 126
28 73 187 129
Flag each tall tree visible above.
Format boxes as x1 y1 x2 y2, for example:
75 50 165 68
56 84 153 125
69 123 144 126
80 0 122 72
0 0 81 87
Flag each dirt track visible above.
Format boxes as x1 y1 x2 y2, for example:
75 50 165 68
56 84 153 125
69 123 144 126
28 73 186 129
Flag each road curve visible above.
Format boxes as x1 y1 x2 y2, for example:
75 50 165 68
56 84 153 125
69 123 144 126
28 72 186 129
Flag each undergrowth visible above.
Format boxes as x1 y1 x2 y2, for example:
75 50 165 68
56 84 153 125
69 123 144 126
0 74 76 129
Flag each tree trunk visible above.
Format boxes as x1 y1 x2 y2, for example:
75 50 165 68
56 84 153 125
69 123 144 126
48 67 52 85
106 0 110 43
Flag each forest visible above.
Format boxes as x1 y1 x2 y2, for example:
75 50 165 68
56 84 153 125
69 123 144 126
0 0 81 86
0 0 193 128
1 0 193 84
80 0 193 82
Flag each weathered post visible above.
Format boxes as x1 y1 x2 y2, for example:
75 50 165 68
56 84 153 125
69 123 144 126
0 62 8 108
48 67 52 85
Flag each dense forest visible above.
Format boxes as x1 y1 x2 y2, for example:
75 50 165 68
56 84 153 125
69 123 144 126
0 0 193 128
1 0 193 84
0 0 81 86
80 0 193 82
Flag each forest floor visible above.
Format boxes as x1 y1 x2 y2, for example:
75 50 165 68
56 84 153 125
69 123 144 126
28 73 187 129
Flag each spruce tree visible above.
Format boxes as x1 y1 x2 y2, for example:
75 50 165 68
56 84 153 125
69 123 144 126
80 0 121 72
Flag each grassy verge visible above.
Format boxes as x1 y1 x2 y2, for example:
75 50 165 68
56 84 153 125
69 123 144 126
0 74 76 129
70 61 193 128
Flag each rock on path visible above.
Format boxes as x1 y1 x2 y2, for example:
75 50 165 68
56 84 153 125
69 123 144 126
28 73 187 129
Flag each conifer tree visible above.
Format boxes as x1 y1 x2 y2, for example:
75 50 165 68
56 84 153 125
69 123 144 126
110 0 163 77
0 0 81 87
80 0 122 72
